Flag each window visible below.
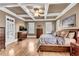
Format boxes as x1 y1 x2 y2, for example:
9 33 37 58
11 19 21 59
28 22 35 34
45 22 53 34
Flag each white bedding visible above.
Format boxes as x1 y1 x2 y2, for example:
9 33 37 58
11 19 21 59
39 34 57 44
39 34 69 46
36 34 70 50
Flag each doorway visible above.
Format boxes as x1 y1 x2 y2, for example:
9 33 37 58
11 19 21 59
36 28 43 38
5 16 15 46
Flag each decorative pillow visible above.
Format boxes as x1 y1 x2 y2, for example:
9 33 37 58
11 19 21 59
64 38 76 46
65 32 76 45
64 38 71 45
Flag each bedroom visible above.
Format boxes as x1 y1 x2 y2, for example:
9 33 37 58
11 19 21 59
0 3 79 56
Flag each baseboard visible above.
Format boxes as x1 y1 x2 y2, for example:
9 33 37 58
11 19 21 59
5 39 18 47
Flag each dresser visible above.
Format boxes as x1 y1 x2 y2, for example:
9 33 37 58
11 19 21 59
17 31 27 42
0 27 5 50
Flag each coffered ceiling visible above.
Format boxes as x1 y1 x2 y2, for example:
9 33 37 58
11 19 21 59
0 3 77 21
48 3 69 13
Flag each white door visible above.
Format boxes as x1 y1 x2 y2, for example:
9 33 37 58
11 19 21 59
5 16 15 46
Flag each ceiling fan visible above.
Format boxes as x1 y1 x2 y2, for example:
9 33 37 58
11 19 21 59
33 7 43 17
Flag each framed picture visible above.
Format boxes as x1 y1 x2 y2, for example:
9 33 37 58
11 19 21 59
62 14 76 28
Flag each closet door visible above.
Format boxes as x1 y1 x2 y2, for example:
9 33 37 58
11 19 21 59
5 16 15 46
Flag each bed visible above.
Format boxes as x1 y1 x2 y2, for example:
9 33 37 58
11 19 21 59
37 34 71 52
38 44 70 52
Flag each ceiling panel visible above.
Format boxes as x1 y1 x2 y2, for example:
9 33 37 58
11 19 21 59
48 3 70 13
6 6 27 15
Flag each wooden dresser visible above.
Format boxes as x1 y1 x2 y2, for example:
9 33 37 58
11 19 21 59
17 31 27 42
0 27 5 50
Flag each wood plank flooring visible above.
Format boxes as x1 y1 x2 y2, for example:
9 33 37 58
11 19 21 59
0 39 70 56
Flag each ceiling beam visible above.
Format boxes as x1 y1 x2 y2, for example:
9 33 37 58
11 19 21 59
18 14 29 17
0 4 19 8
21 3 44 7
55 3 77 20
18 12 60 17
47 13 60 16
0 7 26 21
25 19 56 22
18 3 35 20
44 3 49 20
5 4 19 7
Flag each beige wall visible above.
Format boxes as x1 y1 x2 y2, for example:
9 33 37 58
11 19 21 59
0 11 25 39
0 11 25 31
15 19 25 32
26 21 56 35
36 22 45 34
15 19 25 39
57 4 79 28
0 11 6 27
36 22 44 29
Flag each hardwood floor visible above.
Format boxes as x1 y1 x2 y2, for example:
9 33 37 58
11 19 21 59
0 39 70 56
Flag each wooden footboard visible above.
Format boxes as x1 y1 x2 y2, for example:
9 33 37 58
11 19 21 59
38 44 70 52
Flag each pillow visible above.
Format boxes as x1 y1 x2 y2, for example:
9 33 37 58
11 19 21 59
64 38 76 46
68 32 75 39
64 38 71 45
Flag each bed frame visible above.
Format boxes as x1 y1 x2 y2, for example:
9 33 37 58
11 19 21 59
38 44 70 52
